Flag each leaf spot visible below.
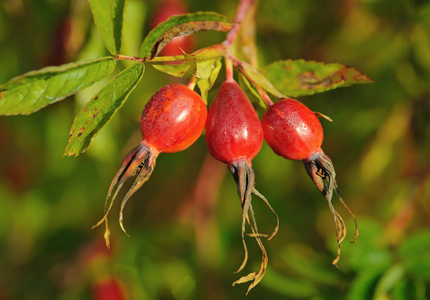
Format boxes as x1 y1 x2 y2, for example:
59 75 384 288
298 71 332 89
77 127 85 137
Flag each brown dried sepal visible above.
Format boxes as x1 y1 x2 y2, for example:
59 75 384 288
303 150 358 266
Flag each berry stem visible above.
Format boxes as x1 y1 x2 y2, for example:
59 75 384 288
187 76 197 90
255 84 274 108
225 57 234 82
223 0 256 83
227 54 274 107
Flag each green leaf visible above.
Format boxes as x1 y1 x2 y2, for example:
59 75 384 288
150 44 226 82
239 73 266 109
63 63 144 157
152 60 196 78
88 0 125 55
262 59 373 97
196 57 222 104
0 57 117 115
139 12 233 60
148 44 227 63
239 61 286 98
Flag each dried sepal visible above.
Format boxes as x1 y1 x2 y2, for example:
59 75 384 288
252 187 279 240
304 150 358 266
233 208 268 295
92 141 157 247
228 159 278 293
314 111 333 122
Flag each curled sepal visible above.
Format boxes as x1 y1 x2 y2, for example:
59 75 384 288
93 141 158 247
228 159 278 293
232 210 268 295
252 187 279 241
303 149 358 266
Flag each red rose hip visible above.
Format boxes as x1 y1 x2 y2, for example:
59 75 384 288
262 98 323 160
141 84 207 153
262 98 358 266
94 84 207 246
206 79 278 292
206 80 263 163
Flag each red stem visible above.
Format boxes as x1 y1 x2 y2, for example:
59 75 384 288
228 53 274 107
223 0 255 48
225 57 234 82
256 84 274 108
187 76 197 90
222 0 256 84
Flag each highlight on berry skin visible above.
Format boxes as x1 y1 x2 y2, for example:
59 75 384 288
262 98 358 266
93 84 207 248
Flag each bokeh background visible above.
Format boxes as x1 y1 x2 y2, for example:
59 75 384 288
1 0 430 299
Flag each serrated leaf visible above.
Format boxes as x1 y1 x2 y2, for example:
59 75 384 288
196 57 222 103
88 0 125 55
152 60 196 78
140 12 233 60
192 44 227 59
262 59 373 97
0 57 117 115
150 44 226 81
238 61 286 98
64 63 144 157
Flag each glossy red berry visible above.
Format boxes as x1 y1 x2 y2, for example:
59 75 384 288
206 80 263 164
261 98 358 266
150 0 193 56
141 84 207 153
94 84 207 246
262 98 323 161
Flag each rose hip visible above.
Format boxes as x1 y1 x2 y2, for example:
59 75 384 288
94 84 207 247
206 79 278 292
262 98 358 265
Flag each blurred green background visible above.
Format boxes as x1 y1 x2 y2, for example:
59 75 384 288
1 0 430 299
